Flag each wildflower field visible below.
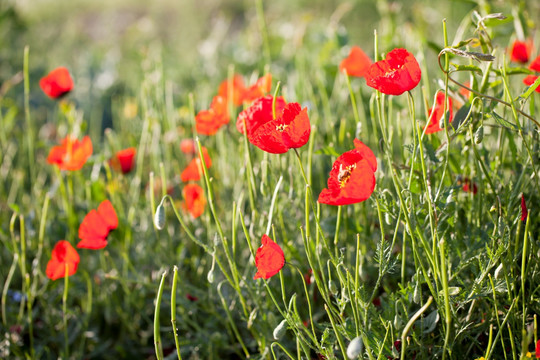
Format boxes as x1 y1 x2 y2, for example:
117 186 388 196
1 0 540 359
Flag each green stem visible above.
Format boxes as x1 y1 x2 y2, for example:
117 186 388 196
171 266 182 360
154 271 167 360
63 265 70 359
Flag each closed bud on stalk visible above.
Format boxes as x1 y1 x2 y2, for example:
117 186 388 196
474 125 484 144
273 319 287 340
347 336 364 359
328 280 338 295
154 198 166 230
494 263 503 280
207 254 216 283
413 281 421 304
385 212 392 225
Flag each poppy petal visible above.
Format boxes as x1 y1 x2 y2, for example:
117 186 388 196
340 46 372 78
254 235 285 280
521 194 528 222
46 241 80 280
77 200 117 249
365 48 421 96
40 67 74 99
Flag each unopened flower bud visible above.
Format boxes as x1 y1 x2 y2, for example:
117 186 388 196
347 336 364 359
273 319 287 340
474 125 484 144
154 198 166 230
328 280 338 295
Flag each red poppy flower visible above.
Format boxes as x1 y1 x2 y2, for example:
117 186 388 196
182 183 206 218
510 39 533 64
110 147 136 174
40 67 74 99
195 95 230 135
523 75 540 93
77 200 118 249
529 55 540 72
236 95 287 136
218 75 247 106
424 92 454 134
535 339 540 358
460 177 478 195
46 240 80 280
339 46 372 78
186 294 199 302
521 194 528 222
365 48 422 96
180 143 212 182
318 139 377 206
248 102 310 154
243 74 273 104
47 135 93 171
253 234 285 280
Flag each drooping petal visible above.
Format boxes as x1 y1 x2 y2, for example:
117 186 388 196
521 194 528 222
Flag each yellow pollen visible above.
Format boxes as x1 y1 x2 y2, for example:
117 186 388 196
276 123 288 132
338 163 356 188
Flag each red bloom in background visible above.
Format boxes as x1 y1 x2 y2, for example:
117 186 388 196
180 141 212 182
523 75 540 92
318 139 377 206
218 75 247 106
521 194 528 222
110 147 136 174
510 39 533 63
46 241 80 280
529 55 540 72
340 46 372 78
47 135 93 171
77 200 118 249
249 102 310 154
243 74 273 104
254 235 285 280
460 177 478 195
535 339 540 358
425 92 454 134
40 67 74 99
365 48 421 95
236 95 287 136
195 95 230 135
183 183 206 218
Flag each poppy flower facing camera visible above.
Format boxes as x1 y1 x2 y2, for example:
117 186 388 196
248 102 310 154
254 235 285 280
40 67 74 99
47 135 93 171
77 200 118 250
236 95 287 136
318 139 377 206
46 241 80 281
365 48 421 95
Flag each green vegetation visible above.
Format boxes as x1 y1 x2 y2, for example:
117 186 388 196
0 0 539 359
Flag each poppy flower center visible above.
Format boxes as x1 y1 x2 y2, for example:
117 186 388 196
275 123 288 132
338 163 356 188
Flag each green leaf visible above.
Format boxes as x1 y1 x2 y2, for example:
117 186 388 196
450 63 483 74
315 146 340 157
489 111 518 131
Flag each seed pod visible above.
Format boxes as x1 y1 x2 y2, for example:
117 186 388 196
346 336 364 359
474 125 484 144
154 199 166 230
273 319 287 340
